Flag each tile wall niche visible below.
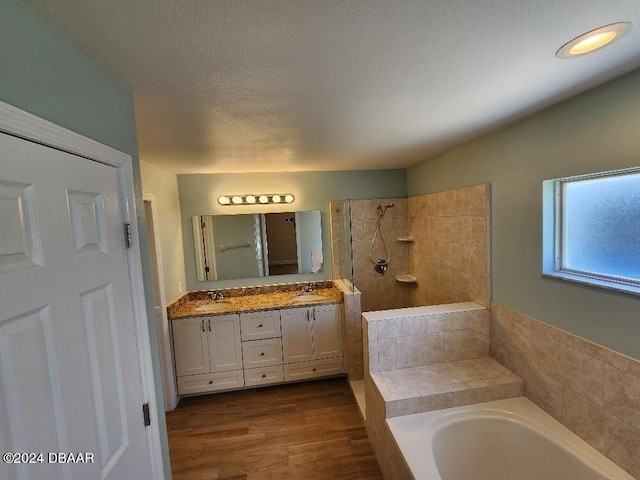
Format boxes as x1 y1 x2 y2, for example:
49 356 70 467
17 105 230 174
407 184 490 307
349 198 411 312
491 303 640 478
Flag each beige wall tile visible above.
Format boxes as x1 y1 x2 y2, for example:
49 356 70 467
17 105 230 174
378 315 426 338
396 333 444 368
562 388 640 479
491 302 640 477
471 216 488 247
603 364 640 430
451 384 507 407
427 311 481 332
443 327 490 362
531 331 604 406
571 335 631 371
378 337 397 371
455 184 488 217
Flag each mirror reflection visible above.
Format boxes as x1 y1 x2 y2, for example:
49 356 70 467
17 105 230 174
192 210 323 281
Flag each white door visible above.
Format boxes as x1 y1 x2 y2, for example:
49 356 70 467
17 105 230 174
0 133 152 479
281 307 313 363
172 317 210 377
312 304 343 360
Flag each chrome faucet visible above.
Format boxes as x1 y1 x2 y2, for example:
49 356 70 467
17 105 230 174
208 291 224 301
300 285 314 293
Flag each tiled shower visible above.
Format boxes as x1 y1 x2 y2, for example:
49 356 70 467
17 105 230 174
331 184 490 313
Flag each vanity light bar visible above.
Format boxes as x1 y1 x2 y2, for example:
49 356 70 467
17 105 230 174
218 193 295 206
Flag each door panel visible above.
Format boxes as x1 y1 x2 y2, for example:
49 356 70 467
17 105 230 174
0 133 152 480
0 308 64 480
208 314 242 372
312 305 343 359
281 308 313 363
172 317 210 376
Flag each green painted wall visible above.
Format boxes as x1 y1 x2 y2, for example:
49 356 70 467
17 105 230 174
408 67 640 359
141 160 188 303
1 0 171 476
177 170 407 290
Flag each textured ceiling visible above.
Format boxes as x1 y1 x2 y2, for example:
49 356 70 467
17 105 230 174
21 0 640 173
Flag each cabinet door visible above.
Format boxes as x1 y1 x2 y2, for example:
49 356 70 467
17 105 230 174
312 304 343 360
172 317 209 376
281 307 313 363
207 314 243 372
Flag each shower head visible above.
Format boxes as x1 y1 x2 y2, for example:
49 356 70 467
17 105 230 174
377 202 395 217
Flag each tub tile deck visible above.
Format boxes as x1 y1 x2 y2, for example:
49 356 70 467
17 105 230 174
370 357 523 418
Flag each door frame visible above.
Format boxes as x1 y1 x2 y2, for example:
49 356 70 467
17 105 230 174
143 194 178 410
0 100 165 479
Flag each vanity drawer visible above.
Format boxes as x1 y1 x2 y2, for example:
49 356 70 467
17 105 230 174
242 338 283 368
240 310 281 341
283 357 344 382
177 370 244 395
244 365 284 387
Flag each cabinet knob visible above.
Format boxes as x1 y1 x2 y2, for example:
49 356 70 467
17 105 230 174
262 374 266 378
258 324 263 328
312 368 317 372
260 352 265 356
208 380 213 384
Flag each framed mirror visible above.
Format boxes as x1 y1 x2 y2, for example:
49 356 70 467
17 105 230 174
192 210 323 281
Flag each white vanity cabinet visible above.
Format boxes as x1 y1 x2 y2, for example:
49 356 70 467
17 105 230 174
281 303 344 381
171 302 344 395
172 314 244 395
240 310 284 387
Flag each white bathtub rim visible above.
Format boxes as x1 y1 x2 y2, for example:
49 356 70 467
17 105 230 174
387 396 635 480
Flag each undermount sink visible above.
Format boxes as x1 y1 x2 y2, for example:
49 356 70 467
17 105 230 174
194 301 233 312
291 293 325 302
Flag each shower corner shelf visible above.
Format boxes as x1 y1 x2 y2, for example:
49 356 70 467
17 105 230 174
396 236 415 243
395 274 418 284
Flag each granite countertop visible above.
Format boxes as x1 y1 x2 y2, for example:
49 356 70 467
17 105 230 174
168 282 343 319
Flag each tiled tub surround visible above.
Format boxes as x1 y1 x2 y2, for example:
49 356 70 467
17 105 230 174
167 280 341 318
408 184 490 308
364 303 523 417
363 303 524 479
491 303 640 478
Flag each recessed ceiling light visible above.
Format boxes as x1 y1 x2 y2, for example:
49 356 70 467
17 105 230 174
556 22 633 59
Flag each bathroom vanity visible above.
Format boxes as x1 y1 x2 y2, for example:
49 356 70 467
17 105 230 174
168 282 344 395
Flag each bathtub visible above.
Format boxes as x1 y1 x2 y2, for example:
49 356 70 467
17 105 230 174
386 397 634 480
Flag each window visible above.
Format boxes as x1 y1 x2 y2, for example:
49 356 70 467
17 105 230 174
542 167 640 295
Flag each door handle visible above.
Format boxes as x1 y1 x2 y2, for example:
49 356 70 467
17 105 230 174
201 319 205 332
208 318 212 332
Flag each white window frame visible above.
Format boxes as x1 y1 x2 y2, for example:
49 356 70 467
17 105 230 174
542 167 640 297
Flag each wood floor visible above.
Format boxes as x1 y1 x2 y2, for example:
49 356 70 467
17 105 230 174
166 377 384 479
